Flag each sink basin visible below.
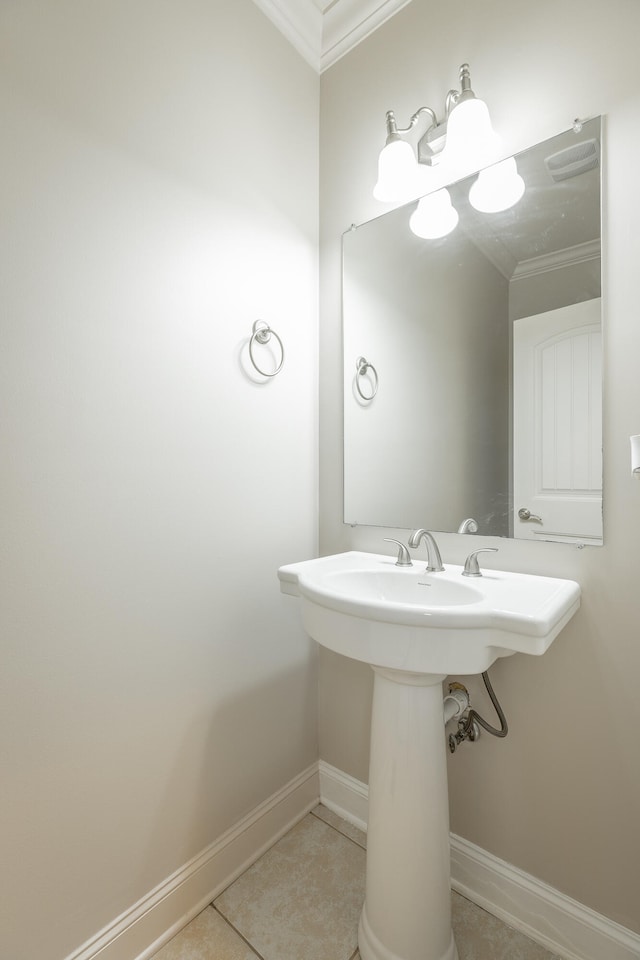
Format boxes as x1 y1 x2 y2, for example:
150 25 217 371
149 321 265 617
320 569 482 607
279 550 580 675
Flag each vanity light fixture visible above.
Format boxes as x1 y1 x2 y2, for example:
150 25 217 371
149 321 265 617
373 64 525 238
373 63 500 203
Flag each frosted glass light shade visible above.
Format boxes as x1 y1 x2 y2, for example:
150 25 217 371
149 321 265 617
440 97 501 178
409 189 459 239
374 139 436 203
468 156 525 213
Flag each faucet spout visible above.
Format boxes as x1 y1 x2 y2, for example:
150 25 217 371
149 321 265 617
408 528 445 572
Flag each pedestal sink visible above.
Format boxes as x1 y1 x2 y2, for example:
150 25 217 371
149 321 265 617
278 551 581 960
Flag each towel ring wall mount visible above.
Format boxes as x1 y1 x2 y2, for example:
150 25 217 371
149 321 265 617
355 356 378 400
249 320 285 377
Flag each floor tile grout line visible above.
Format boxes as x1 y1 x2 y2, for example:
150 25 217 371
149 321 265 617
210 807 362 914
310 807 367 851
211 905 267 960
213 898 361 960
310 809 365 960
210 810 365 960
209 809 321 912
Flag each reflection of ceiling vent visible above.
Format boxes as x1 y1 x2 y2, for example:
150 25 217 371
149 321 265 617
544 139 600 182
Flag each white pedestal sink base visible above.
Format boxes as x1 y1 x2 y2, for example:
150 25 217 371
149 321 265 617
358 668 459 960
278 552 580 959
359 906 458 960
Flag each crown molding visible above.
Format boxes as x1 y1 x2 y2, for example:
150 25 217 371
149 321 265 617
321 0 414 71
252 0 414 73
252 0 323 71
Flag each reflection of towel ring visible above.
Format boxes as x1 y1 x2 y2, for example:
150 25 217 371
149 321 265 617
355 356 378 400
249 320 284 377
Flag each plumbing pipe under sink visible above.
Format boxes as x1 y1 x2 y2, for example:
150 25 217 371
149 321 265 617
443 684 469 725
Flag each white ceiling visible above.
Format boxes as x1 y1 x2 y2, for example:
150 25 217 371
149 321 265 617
251 0 414 72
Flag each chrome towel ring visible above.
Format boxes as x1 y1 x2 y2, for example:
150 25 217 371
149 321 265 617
355 356 378 400
249 320 284 377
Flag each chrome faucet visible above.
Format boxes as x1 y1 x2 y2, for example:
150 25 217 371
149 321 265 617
408 529 445 572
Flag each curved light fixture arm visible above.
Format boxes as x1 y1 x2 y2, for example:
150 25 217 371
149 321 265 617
385 106 438 140
405 105 438 133
387 63 476 141
374 63 500 201
384 63 483 140
444 88 461 117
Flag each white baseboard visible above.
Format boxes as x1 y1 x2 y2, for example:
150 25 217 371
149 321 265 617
450 834 640 960
318 759 369 832
318 761 640 960
65 764 320 960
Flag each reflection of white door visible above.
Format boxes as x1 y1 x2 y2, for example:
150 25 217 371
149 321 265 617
513 299 602 543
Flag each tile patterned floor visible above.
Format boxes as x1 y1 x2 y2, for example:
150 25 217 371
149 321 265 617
151 805 561 960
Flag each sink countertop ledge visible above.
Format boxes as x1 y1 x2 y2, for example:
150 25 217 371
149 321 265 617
278 551 581 671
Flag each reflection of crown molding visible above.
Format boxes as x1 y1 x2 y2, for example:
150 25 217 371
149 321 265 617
251 0 414 72
469 234 518 282
511 239 601 280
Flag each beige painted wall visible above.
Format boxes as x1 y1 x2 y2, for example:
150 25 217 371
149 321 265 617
319 0 640 935
0 3 318 959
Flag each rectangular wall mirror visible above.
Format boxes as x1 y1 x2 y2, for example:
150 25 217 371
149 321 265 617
343 117 602 545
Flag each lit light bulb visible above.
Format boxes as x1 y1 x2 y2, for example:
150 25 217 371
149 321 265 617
374 139 436 203
440 98 501 179
409 188 459 239
468 156 525 213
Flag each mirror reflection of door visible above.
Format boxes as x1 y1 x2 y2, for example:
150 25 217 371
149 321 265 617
513 298 602 543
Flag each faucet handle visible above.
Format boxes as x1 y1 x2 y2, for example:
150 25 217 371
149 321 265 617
383 538 413 567
462 548 498 577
